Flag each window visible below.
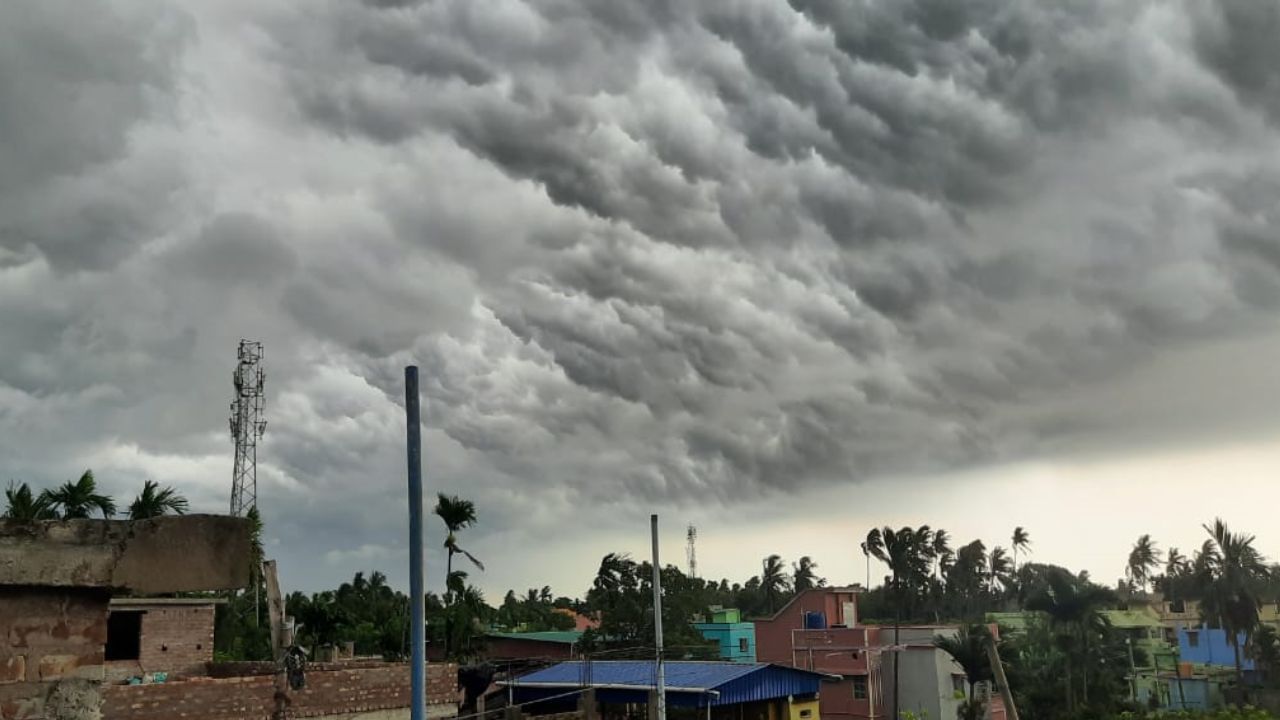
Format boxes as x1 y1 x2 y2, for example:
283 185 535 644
799 711 812 719
852 676 868 700
953 676 967 694
739 638 750 653
105 611 143 661
1187 631 1199 648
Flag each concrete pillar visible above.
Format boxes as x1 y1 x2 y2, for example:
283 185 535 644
506 703 524 720
579 688 599 720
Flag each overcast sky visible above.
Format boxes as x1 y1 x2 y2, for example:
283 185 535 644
3 0 1279 600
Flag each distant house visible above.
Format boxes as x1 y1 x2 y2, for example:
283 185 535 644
694 608 756 663
485 631 584 661
1177 625 1255 674
757 587 1004 720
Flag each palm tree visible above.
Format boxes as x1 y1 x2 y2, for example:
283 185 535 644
1011 527 1031 573
127 480 189 519
865 525 933 720
3 481 55 521
434 494 482 658
792 556 822 592
933 529 953 580
934 624 993 720
989 546 1012 593
1127 534 1159 594
760 554 791 613
1197 518 1269 691
1026 568 1115 711
43 470 115 519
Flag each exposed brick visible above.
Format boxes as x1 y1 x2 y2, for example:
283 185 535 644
101 662 458 720
0 658 23 686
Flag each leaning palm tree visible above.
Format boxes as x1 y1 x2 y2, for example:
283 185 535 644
127 480 189 519
3 481 55 521
760 554 791 612
1127 535 1160 593
1198 518 1269 692
1011 527 1031 573
43 470 115 519
935 624 993 720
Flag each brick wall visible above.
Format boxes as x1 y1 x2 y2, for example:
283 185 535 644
100 662 458 720
104 605 215 681
0 587 109 720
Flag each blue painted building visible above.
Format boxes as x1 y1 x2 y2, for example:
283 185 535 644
695 608 757 663
1177 625 1254 672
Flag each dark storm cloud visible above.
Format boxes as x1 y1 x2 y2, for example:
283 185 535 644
3 0 1280 592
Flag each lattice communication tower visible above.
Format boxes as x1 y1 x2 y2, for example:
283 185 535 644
229 340 267 517
686 524 697 578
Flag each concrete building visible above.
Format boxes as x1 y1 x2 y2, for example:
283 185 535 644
755 587 1002 720
1177 625 1254 674
695 608 757 663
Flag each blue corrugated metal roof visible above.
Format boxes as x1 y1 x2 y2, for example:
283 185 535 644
509 661 826 707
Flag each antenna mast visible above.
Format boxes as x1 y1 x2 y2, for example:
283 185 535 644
686 524 697 578
229 340 266 517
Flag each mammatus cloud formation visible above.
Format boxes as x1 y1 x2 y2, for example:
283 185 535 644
1 0 1278 592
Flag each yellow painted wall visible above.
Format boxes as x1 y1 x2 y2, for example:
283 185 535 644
787 698 819 720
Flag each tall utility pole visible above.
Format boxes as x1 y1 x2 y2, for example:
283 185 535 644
686 524 697 579
651 515 667 720
406 367 426 720
229 340 266 517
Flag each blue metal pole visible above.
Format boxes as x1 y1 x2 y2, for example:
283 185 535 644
406 366 425 720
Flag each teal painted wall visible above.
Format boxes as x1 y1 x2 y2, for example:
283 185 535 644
694 622 756 663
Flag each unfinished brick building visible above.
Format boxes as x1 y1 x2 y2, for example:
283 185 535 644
0 515 251 719
0 515 459 720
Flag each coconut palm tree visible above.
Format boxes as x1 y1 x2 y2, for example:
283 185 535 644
1127 535 1160 593
3 481 55 521
792 556 822 592
1197 518 1269 692
934 624 994 720
761 554 791 613
127 480 189 519
989 546 1012 593
933 529 953 580
43 470 115 519
1012 527 1031 573
1026 568 1115 711
865 525 933 720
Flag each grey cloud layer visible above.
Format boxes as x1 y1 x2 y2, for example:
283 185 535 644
1 0 1278 590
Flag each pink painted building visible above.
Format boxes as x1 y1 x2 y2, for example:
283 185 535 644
754 587 1006 720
